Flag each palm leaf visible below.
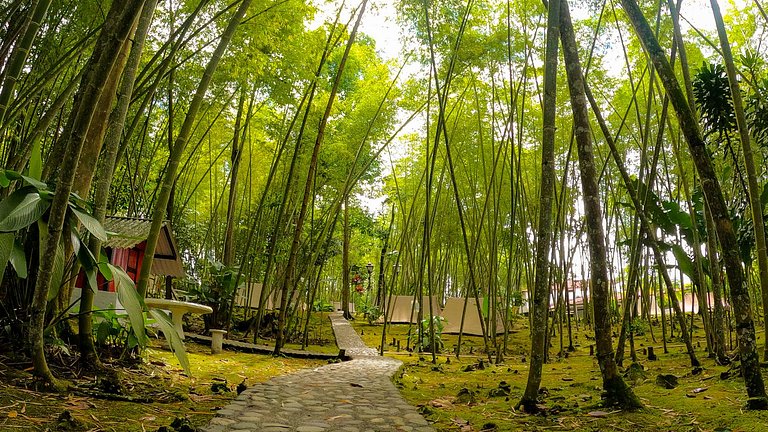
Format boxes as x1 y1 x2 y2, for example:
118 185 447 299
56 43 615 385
9 240 27 279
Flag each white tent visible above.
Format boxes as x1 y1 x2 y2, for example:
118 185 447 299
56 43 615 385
384 295 418 323
441 297 505 335
382 295 442 324
235 283 274 309
420 295 443 318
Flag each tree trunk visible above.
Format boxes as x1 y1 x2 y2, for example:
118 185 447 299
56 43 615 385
620 0 767 405
78 0 158 367
342 194 351 320
705 205 729 364
273 1 368 354
57 6 138 330
223 87 246 267
0 0 52 129
29 0 144 390
710 0 768 362
135 0 253 298
559 0 641 409
518 0 559 413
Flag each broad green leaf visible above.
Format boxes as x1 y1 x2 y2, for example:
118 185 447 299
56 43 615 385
70 229 81 257
0 171 9 188
0 187 50 232
21 175 48 191
110 263 146 345
148 308 190 376
46 241 67 302
0 233 13 282
2 170 22 181
27 140 42 180
71 208 107 242
85 268 98 292
76 239 97 269
98 262 113 281
672 244 695 280
96 321 111 344
9 240 27 279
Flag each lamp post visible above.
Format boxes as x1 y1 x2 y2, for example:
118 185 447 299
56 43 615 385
366 262 373 304
351 264 360 316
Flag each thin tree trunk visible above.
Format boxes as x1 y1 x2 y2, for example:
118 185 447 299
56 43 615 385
342 194 351 319
620 0 767 406
710 0 768 362
705 204 729 364
518 0 559 412
223 87 246 267
78 0 158 366
0 0 52 129
135 0 254 298
29 0 144 390
273 1 368 354
559 0 641 408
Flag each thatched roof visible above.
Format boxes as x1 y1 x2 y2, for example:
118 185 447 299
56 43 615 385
104 216 185 278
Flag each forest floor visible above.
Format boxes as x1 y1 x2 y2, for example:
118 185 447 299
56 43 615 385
0 310 337 431
4 311 768 431
353 316 768 431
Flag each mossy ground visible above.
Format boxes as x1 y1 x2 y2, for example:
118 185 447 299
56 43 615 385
353 315 768 431
0 310 336 431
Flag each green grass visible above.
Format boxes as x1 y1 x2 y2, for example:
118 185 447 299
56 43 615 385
352 316 768 431
0 341 326 431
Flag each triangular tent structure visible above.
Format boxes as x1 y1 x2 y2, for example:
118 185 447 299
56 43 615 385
384 295 417 323
441 297 505 335
332 302 356 314
420 295 442 318
382 295 442 324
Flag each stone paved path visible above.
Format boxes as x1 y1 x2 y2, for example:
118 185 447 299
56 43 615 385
202 313 435 432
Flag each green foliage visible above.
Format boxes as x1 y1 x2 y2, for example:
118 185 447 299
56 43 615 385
0 170 190 373
148 309 190 376
357 299 382 325
409 316 445 353
186 260 241 329
629 317 648 336
693 63 736 139
93 309 131 347
509 291 526 308
312 299 335 312
0 170 107 293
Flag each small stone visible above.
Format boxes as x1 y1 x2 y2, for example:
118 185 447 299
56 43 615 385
232 423 259 430
655 374 678 389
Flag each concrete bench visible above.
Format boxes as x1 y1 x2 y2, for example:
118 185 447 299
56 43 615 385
144 298 212 340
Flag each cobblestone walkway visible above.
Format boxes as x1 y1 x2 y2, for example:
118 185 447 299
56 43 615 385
202 313 435 432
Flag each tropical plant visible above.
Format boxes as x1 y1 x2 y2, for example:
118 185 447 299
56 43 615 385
186 260 242 331
0 169 189 375
414 316 444 353
312 299 335 312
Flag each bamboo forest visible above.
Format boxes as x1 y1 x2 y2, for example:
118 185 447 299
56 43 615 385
5 0 768 430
